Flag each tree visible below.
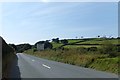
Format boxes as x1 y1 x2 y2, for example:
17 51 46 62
100 41 117 57
9 44 17 51
81 36 83 39
44 41 53 49
97 35 100 38
102 35 107 39
16 43 32 53
52 38 59 43
61 39 68 45
117 37 120 39
75 36 78 39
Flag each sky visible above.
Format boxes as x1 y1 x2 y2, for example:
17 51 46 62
0 0 119 2
0 2 118 45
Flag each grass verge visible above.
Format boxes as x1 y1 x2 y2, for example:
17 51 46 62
24 49 118 74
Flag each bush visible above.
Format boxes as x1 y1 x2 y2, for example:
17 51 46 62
61 39 68 45
52 38 59 43
100 41 118 57
117 46 120 52
44 42 53 49
88 47 97 51
77 47 87 53
16 44 32 53
33 48 37 52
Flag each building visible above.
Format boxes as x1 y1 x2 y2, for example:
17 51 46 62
37 41 45 51
36 41 53 51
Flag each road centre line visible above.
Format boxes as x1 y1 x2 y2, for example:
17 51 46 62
42 64 51 69
32 59 35 61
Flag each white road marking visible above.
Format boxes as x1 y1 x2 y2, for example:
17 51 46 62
42 64 51 69
32 59 35 61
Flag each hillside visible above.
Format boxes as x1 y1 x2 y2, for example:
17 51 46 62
51 38 119 49
24 38 119 74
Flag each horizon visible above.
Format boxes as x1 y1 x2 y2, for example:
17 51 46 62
1 36 118 45
1 2 118 45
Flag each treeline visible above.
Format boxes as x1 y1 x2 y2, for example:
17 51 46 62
9 38 71 53
1 36 15 78
9 37 120 54
10 40 53 53
9 44 32 53
52 38 68 45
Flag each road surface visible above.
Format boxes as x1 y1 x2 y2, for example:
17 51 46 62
8 53 118 78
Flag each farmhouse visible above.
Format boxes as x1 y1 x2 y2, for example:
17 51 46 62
36 41 52 51
36 41 45 51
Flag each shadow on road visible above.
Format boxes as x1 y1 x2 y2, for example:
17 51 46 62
7 54 21 80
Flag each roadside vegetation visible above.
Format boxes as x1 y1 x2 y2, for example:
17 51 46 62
24 38 119 74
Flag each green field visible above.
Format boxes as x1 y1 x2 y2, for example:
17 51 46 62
76 39 118 45
89 57 118 74
51 42 63 48
67 39 83 44
64 45 100 48
51 38 119 49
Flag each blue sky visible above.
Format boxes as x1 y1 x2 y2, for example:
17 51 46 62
1 2 118 45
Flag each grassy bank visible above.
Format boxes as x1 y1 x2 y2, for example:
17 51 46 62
24 48 119 74
89 58 118 74
24 38 119 74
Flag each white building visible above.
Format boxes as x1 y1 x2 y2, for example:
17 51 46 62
37 43 45 51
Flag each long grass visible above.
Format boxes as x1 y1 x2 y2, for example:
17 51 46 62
24 38 119 74
24 48 118 74
89 57 118 74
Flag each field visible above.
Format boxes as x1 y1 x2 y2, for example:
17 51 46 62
76 38 118 45
51 42 63 48
51 38 119 49
24 38 119 74
64 45 100 48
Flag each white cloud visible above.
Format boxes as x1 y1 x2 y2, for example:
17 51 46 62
41 0 49 3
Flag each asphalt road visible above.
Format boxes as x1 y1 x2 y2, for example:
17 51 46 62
8 53 118 78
